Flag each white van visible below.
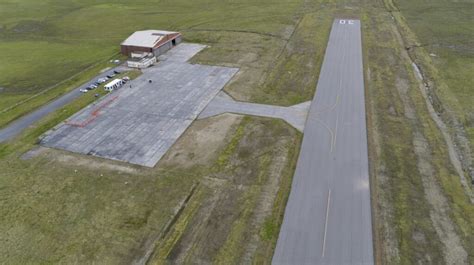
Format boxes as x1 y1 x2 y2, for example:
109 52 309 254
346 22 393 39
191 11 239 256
104 79 124 92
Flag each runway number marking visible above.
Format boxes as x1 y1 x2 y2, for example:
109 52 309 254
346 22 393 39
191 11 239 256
339 19 354 25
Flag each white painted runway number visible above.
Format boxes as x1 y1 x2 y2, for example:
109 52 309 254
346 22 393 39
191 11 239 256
339 19 354 25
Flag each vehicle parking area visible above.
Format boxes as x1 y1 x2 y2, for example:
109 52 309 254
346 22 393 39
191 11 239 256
40 44 239 167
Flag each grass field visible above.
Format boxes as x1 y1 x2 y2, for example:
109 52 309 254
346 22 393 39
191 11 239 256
395 0 474 119
0 0 308 263
391 0 474 177
0 111 301 264
0 0 307 128
365 0 474 263
0 0 304 122
1 0 473 263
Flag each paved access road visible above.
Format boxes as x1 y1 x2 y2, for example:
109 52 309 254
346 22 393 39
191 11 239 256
199 91 311 132
273 19 374 265
0 66 127 143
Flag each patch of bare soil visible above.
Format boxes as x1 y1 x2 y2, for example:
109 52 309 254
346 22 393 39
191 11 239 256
395 59 468 264
160 113 242 168
415 71 474 202
237 52 259 65
240 137 290 263
44 149 138 174
413 132 468 264
366 67 401 264
132 183 200 265
281 24 296 40
374 163 401 262
389 3 474 201
165 177 228 264
153 178 245 265
151 117 298 264
224 66 268 102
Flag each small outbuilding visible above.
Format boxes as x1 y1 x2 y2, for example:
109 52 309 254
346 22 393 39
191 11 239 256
126 52 157 69
120 30 182 57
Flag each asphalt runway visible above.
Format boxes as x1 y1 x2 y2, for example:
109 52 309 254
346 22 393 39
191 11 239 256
272 19 374 264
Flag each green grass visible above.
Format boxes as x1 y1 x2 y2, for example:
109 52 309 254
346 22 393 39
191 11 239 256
364 1 474 263
256 11 331 105
0 0 308 263
253 125 302 264
0 59 121 128
0 0 302 102
146 117 302 264
0 95 302 264
0 42 115 93
189 2 330 106
379 0 474 262
2 0 472 263
0 94 31 111
362 10 445 263
0 0 307 128
0 125 201 264
215 117 248 169
0 69 141 156
392 0 474 161
0 164 200 264
150 185 206 265
213 183 262 265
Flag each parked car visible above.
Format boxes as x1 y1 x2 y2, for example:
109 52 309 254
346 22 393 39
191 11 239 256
106 73 116 79
122 76 130 81
113 70 121 74
88 84 98 89
93 82 101 86
97 77 107 83
79 88 88 93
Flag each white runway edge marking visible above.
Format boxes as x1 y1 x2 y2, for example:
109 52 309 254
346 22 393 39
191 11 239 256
322 188 331 257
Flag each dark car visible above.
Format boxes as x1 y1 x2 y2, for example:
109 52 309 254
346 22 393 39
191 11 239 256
113 70 121 74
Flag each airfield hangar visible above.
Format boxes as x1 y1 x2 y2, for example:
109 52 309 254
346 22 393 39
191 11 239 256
120 30 182 57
